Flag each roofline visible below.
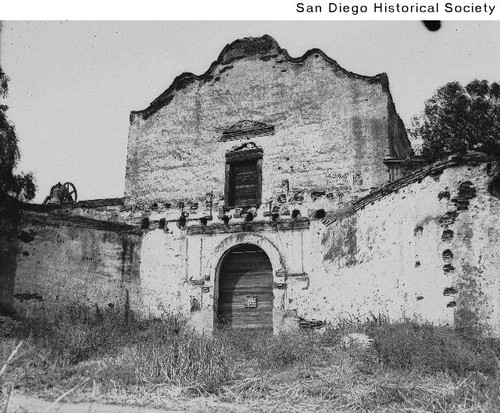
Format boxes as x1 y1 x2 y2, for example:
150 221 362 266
130 34 389 121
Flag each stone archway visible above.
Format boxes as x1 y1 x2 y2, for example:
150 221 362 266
217 244 273 330
203 233 286 331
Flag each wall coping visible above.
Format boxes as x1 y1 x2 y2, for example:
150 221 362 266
21 197 124 212
346 151 498 215
21 209 139 234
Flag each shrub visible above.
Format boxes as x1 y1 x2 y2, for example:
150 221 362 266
129 331 230 391
216 328 273 361
258 331 314 368
2 305 231 391
218 328 323 369
16 306 130 365
365 319 497 376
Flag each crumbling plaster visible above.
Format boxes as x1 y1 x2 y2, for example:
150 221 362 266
3 155 500 336
139 222 311 333
3 35 499 338
304 155 500 336
7 208 142 319
124 36 410 220
130 155 500 336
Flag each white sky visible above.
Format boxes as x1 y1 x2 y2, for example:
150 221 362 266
2 21 500 203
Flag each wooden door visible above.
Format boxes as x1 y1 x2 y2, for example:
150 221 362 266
217 245 273 331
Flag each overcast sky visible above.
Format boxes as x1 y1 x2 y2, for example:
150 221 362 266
2 21 500 203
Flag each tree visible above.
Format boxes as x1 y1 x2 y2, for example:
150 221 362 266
409 80 500 162
0 67 36 201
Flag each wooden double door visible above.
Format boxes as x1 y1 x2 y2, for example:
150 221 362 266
217 244 273 331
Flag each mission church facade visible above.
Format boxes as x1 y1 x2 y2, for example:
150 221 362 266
124 34 411 331
3 35 500 336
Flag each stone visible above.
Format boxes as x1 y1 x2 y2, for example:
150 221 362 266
341 333 374 349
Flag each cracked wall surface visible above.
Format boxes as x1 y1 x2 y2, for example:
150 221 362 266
3 155 500 336
125 35 410 221
3 206 142 319
303 154 500 336
2 35 499 337
0 192 20 315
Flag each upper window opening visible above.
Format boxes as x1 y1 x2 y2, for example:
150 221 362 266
225 143 263 209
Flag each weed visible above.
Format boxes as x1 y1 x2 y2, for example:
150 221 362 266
365 319 498 376
2 309 500 412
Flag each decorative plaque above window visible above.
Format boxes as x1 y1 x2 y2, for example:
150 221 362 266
218 120 275 142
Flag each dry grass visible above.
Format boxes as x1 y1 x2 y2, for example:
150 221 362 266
1 309 500 412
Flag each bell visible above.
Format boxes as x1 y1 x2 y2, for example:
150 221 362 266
45 182 63 204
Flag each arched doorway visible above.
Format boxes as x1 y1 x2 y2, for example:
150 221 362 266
217 244 273 331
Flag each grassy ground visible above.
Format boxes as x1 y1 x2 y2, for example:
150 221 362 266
1 308 500 412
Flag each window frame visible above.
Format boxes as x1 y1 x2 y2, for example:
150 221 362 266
224 147 263 210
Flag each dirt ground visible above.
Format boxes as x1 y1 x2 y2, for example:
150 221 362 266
7 393 186 413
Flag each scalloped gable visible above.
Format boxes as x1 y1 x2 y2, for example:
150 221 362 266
130 35 389 122
218 35 281 64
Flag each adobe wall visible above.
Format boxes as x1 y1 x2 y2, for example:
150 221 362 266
6 206 142 318
125 36 410 222
301 154 500 336
5 155 500 337
136 154 500 337
138 219 311 333
0 192 20 315
38 198 143 226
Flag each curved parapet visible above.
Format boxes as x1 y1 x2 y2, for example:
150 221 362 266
131 35 403 126
125 34 411 210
